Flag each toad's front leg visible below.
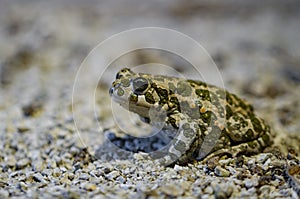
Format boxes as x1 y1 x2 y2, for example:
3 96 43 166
152 112 201 166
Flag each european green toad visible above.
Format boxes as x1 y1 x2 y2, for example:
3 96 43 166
109 68 273 165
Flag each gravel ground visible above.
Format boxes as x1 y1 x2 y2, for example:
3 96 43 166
0 1 300 198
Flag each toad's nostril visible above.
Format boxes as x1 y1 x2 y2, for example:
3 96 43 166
116 73 122 79
109 87 113 96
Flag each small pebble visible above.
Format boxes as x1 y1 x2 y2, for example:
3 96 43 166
41 169 53 177
16 158 30 169
173 164 183 171
78 173 90 181
52 168 61 177
161 184 184 196
204 186 213 194
33 173 47 183
0 189 9 198
116 176 126 184
6 155 17 167
214 166 230 177
106 171 120 180
82 182 97 191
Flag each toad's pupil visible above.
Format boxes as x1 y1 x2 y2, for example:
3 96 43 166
133 77 148 95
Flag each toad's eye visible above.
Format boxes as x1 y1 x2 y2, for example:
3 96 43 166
132 77 149 95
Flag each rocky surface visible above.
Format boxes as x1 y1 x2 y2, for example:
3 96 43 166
0 0 299 198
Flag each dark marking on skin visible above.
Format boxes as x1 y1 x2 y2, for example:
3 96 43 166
200 111 217 124
168 117 178 129
226 105 233 120
263 126 271 146
248 141 257 149
231 94 254 113
129 94 138 103
145 92 155 104
250 116 263 133
220 129 232 144
230 93 241 107
239 100 251 112
226 91 234 105
243 129 254 140
195 89 211 101
116 68 132 79
226 121 231 125
262 133 272 146
187 80 207 88
169 96 180 111
156 88 169 105
199 125 206 135
241 118 248 128
151 83 157 89
201 111 211 123
121 68 130 73
233 115 248 129
191 137 203 159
